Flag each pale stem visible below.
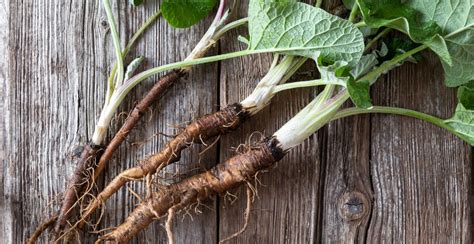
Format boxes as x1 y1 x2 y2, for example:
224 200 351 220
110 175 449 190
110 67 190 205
273 79 340 93
241 56 296 114
273 44 429 151
106 10 162 104
102 0 124 88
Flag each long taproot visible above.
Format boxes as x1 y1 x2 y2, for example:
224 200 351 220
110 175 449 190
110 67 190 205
100 137 285 243
81 103 249 225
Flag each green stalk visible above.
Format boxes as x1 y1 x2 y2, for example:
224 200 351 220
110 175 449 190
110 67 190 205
275 42 429 150
114 46 330 103
315 0 323 8
332 106 470 143
103 0 125 88
105 10 161 104
355 21 366 28
106 10 162 104
213 17 248 40
364 28 391 52
124 10 162 56
333 106 446 126
348 3 360 23
273 79 338 93
360 44 427 85
281 57 308 82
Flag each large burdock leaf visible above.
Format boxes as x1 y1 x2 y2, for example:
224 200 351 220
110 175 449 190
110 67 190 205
358 0 474 87
248 0 365 66
161 0 218 28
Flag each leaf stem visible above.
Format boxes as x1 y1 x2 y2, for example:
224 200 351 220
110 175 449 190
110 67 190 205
332 106 469 142
348 3 360 23
274 43 431 150
315 0 323 8
213 17 248 40
116 46 338 103
273 79 339 93
103 0 125 88
354 21 366 28
333 106 445 125
280 57 308 82
364 28 391 52
359 44 427 84
106 10 162 104
124 10 162 57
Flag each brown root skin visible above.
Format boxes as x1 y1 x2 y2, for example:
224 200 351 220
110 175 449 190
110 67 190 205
54 142 102 235
93 70 183 180
80 103 248 228
49 71 182 238
27 214 58 244
99 137 284 243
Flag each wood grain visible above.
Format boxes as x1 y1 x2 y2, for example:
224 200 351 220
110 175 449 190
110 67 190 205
217 1 323 243
96 2 219 243
367 53 473 243
2 0 473 243
3 1 218 243
1 0 10 242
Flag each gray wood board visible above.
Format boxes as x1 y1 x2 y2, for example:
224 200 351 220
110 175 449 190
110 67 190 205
2 0 472 243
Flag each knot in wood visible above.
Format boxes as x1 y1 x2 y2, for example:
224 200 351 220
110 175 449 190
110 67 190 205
338 191 369 221
99 17 110 33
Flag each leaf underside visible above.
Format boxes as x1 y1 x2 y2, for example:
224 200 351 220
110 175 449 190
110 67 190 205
248 0 365 66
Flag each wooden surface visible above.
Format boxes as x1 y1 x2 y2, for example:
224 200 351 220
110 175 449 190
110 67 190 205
1 0 472 243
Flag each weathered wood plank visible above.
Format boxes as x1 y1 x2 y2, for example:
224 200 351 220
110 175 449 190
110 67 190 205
321 47 473 242
6 1 102 242
0 0 10 242
217 1 323 243
320 112 372 243
316 1 374 243
4 0 474 243
4 0 219 242
97 2 219 243
368 53 473 243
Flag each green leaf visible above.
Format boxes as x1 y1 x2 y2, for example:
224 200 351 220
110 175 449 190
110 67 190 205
442 26 474 87
129 0 144 6
457 81 474 110
317 58 350 86
347 79 372 109
379 37 423 63
357 0 449 64
444 82 474 145
124 56 145 81
161 0 218 28
358 0 442 42
315 58 375 109
237 35 250 46
248 0 365 66
445 104 474 146
350 53 378 79
410 0 474 86
342 0 355 9
358 0 474 86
